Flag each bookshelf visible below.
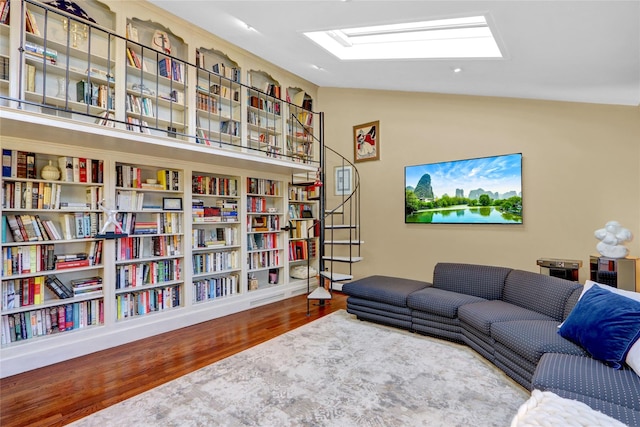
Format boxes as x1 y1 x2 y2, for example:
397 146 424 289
191 171 241 302
246 70 282 158
20 1 116 124
246 177 284 290
0 0 321 378
1 149 106 345
113 162 184 320
195 48 242 148
287 178 319 285
286 88 314 163
125 18 187 138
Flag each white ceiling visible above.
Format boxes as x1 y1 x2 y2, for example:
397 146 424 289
149 1 640 106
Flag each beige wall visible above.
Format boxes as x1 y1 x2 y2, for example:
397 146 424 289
317 88 640 283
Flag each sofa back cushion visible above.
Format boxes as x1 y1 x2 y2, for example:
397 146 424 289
433 263 512 300
503 270 582 321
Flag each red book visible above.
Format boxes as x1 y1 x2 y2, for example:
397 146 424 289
56 259 91 270
58 306 66 332
78 158 87 183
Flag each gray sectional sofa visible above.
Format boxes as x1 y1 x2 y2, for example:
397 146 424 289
342 262 640 426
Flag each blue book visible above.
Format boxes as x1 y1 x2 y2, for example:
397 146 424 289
2 149 12 177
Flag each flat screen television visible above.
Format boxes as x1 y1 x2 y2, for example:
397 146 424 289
405 153 523 224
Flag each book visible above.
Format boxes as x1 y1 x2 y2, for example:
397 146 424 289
25 9 40 36
2 149 11 177
45 276 73 299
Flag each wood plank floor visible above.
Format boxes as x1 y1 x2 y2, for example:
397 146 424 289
0 293 348 427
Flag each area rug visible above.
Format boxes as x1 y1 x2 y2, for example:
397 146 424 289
70 310 528 426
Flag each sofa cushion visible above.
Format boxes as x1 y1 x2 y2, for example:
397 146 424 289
407 287 486 319
341 275 431 307
502 270 581 321
558 284 640 369
432 263 512 300
492 320 587 365
459 300 553 336
533 353 640 425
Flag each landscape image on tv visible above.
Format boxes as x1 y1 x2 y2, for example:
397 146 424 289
405 153 523 224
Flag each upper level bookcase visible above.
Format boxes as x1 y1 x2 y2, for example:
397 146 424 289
286 87 314 164
246 70 282 159
195 47 241 148
125 18 188 138
18 0 116 123
2 0 321 169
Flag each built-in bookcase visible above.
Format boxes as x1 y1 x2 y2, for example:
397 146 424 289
246 177 284 290
113 162 184 320
1 149 106 346
195 48 242 148
191 171 241 303
246 70 282 158
287 179 319 283
20 1 116 124
286 88 314 163
124 18 188 138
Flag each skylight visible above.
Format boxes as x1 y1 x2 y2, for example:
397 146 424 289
304 16 503 60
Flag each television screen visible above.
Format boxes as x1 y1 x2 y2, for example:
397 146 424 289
405 153 523 224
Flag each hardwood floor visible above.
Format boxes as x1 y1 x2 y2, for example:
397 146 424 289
0 293 347 427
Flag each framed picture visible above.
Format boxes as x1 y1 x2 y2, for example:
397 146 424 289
353 120 379 163
163 197 183 211
335 165 353 196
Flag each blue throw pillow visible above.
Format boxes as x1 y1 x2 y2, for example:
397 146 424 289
559 284 640 369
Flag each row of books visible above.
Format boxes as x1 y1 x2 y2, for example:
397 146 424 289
115 235 182 261
58 156 105 183
248 232 278 251
2 241 102 277
192 201 238 223
288 240 317 261
125 117 151 134
210 83 239 101
247 250 281 270
115 285 181 319
77 81 114 110
248 95 281 115
192 175 238 196
115 211 182 235
247 196 281 214
288 203 314 219
192 250 239 274
220 120 240 136
125 94 154 117
1 299 104 345
248 214 280 232
4 213 101 243
158 58 185 84
288 186 315 202
0 56 7 81
24 41 56 63
115 258 182 289
116 190 146 211
289 219 316 240
193 274 239 302
192 227 238 248
115 164 182 191
247 177 280 196
2 276 46 308
2 181 101 211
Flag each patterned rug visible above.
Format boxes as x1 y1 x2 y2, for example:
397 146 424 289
70 310 528 426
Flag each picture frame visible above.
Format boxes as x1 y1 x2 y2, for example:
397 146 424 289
353 120 379 163
334 165 353 196
162 197 183 211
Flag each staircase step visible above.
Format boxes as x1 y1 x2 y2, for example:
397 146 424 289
322 256 364 263
325 208 344 214
319 271 353 281
325 224 358 229
308 287 332 300
324 240 364 245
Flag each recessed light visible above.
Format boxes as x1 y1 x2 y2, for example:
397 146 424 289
311 64 324 71
304 15 503 60
453 67 463 73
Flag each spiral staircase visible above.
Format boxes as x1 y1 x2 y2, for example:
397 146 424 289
290 114 362 315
